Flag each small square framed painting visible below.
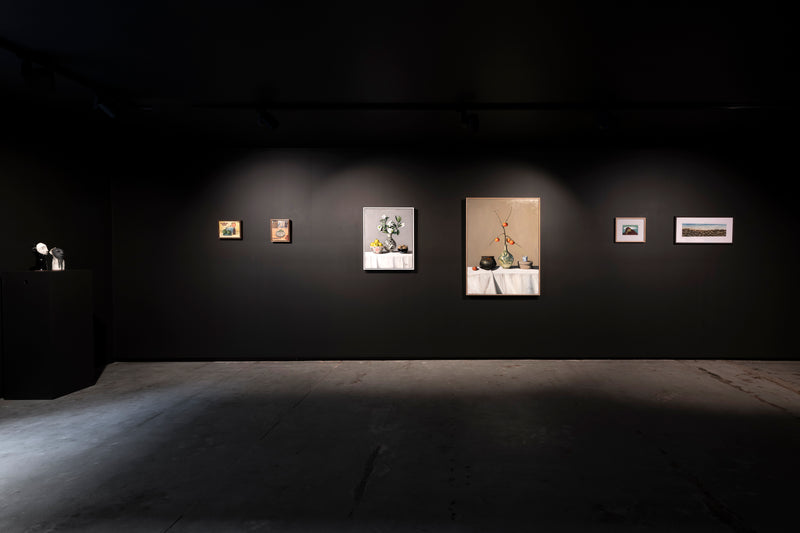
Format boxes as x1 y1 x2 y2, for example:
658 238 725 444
615 217 646 243
675 217 733 244
271 219 291 243
218 220 242 239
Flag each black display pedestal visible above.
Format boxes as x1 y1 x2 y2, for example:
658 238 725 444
1 270 95 399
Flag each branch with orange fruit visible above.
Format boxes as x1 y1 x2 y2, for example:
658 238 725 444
490 208 521 249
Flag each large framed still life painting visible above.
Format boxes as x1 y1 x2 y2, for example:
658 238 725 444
362 207 415 270
466 197 540 296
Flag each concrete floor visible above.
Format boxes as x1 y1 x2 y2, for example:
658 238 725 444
1 360 799 533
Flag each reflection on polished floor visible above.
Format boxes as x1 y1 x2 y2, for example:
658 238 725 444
2 359 799 532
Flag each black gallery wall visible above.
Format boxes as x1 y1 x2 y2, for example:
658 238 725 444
1 108 797 364
0 131 113 385
108 139 798 360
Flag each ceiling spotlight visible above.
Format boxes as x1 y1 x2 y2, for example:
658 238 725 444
257 111 279 129
460 110 479 133
93 95 116 119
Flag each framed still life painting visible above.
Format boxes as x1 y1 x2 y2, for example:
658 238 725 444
362 207 415 270
466 197 540 296
675 217 733 244
615 217 646 243
218 220 242 239
271 219 291 243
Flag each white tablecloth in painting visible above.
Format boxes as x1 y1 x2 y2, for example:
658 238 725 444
467 268 540 295
364 252 414 270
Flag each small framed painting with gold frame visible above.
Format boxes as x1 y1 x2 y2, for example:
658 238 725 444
219 220 242 239
271 219 291 243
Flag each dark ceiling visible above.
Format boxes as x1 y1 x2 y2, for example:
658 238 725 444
1 1 797 145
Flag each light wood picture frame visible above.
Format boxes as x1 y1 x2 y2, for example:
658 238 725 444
271 219 291 243
466 197 540 296
615 217 646 243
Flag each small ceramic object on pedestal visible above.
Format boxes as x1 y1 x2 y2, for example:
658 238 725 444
32 242 49 271
50 247 66 270
520 255 532 269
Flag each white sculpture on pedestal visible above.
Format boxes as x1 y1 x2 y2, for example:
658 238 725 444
50 247 66 271
31 243 66 271
33 242 49 271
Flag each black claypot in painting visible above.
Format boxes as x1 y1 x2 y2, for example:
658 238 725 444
479 256 496 270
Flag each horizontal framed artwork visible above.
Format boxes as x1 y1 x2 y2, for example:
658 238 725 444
615 217 646 243
675 217 733 244
219 220 242 239
271 219 291 243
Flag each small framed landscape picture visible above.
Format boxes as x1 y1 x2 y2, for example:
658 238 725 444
271 219 291 243
675 217 733 244
615 217 646 243
219 220 242 239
